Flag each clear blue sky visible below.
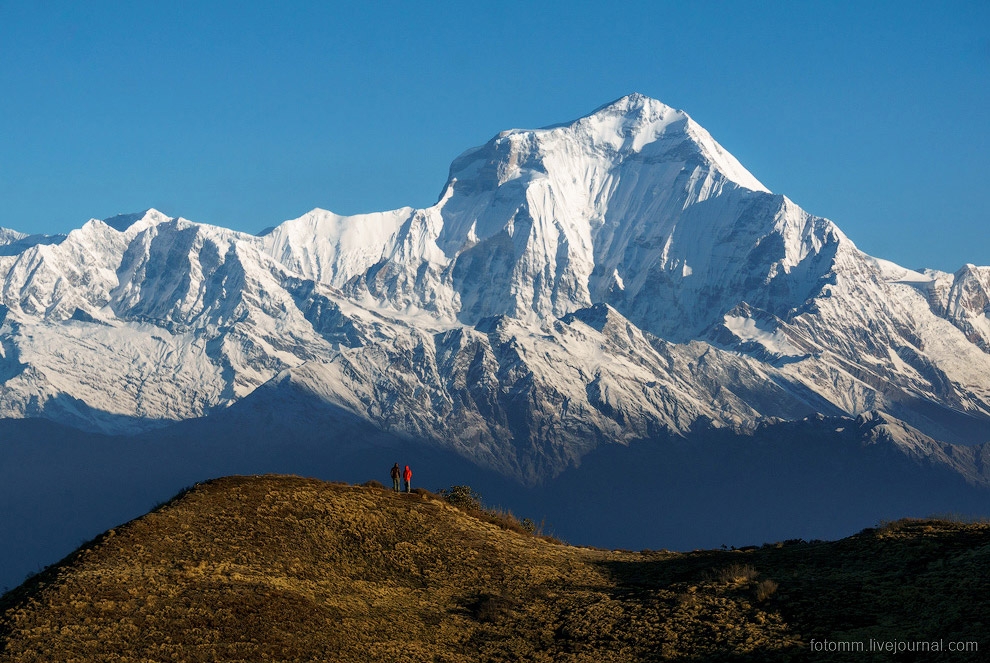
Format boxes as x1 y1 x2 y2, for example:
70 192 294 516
1 1 987 271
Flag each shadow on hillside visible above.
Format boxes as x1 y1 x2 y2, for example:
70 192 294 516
593 521 990 663
587 552 808 661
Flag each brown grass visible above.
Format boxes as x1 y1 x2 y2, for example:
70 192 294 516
754 578 779 603
711 563 760 585
433 485 564 543
1 476 988 662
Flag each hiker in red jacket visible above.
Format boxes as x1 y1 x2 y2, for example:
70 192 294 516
403 465 412 493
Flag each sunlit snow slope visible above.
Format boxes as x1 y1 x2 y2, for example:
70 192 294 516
1 93 988 482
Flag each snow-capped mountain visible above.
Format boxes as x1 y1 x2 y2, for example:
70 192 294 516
0 228 27 247
924 263 990 352
259 93 811 338
5 93 990 592
1 94 988 483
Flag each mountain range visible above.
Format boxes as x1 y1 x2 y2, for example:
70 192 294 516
2 94 988 590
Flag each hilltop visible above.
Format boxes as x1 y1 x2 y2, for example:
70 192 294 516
1 476 987 662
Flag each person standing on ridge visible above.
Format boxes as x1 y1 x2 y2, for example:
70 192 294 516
390 463 401 492
403 465 412 493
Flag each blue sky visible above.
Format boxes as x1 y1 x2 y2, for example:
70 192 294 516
0 1 987 271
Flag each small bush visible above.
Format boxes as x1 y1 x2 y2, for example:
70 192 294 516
361 480 386 490
712 564 760 585
437 485 484 511
755 578 779 602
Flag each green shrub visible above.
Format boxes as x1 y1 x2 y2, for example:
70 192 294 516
437 485 484 511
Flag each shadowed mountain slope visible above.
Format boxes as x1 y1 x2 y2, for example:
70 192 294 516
1 476 987 662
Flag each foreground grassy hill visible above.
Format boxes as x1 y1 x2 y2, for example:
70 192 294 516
1 476 987 662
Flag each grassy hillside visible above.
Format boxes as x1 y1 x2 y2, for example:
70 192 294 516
1 475 987 662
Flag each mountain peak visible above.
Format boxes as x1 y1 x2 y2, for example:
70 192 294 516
0 226 28 246
564 94 770 193
586 92 677 120
102 209 173 232
557 93 687 151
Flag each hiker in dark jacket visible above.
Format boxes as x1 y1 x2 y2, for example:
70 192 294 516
390 463 401 492
403 465 412 493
